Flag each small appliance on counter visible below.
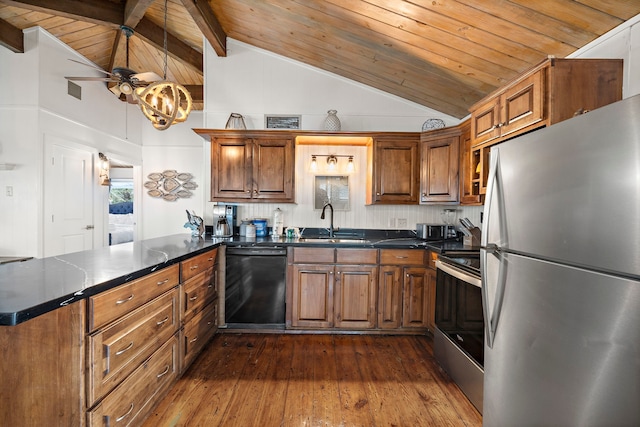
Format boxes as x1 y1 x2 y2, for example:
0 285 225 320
416 223 455 241
212 204 237 235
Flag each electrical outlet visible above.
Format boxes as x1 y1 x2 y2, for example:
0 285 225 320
388 218 396 228
6 186 13 197
397 218 407 228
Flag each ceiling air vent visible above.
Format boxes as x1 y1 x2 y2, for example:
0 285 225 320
67 80 81 100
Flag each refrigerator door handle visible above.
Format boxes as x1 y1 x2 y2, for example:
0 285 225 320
481 149 508 348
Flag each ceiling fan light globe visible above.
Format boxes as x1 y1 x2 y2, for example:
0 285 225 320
119 81 133 95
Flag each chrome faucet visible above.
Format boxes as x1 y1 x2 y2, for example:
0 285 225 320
321 202 335 238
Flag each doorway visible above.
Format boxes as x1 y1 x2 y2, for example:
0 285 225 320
108 164 135 245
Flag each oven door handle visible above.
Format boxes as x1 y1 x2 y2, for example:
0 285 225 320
435 260 482 288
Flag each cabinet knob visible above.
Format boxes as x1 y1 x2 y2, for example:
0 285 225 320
376 192 380 196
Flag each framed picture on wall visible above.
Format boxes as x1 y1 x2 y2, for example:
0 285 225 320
314 175 350 210
265 114 302 129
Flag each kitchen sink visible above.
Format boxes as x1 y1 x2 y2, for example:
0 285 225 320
298 238 370 244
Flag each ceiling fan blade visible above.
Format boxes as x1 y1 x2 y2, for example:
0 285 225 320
109 84 122 96
65 76 117 82
68 59 114 76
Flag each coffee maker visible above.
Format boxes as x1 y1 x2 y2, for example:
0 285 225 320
212 204 237 236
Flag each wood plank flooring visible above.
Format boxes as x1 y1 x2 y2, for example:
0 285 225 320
143 333 482 427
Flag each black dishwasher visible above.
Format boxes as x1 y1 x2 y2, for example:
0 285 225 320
225 246 287 329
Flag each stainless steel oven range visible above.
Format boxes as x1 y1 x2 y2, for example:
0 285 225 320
434 253 484 414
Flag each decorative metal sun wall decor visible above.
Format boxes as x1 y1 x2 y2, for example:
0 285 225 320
144 170 197 201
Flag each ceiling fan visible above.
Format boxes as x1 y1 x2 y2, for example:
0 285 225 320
65 26 161 104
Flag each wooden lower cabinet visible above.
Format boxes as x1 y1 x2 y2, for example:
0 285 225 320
87 335 179 427
401 267 431 329
379 249 436 332
289 247 434 333
291 263 334 328
334 265 378 329
378 265 403 329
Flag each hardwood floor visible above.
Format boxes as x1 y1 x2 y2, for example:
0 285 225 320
143 333 482 427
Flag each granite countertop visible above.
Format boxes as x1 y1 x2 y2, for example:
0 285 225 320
0 235 224 326
0 230 479 326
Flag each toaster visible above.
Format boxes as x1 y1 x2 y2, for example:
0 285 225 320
416 223 449 240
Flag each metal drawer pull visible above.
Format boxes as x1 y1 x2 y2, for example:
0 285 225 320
156 278 169 285
190 265 199 270
189 295 198 301
396 256 408 259
115 294 134 305
189 336 198 343
116 403 134 422
156 365 170 378
115 342 134 356
156 316 169 326
208 257 214 261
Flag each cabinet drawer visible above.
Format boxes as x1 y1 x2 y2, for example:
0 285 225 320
181 248 218 281
88 264 179 332
182 302 218 371
88 334 178 427
87 288 179 406
379 249 426 266
292 247 334 264
182 267 218 324
336 248 378 264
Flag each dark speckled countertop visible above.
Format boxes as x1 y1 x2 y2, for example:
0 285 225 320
0 230 478 326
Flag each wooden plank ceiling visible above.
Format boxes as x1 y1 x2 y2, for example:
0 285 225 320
1 0 638 117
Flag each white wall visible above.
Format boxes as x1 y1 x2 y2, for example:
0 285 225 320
139 111 206 239
203 39 458 131
0 27 144 257
569 14 640 98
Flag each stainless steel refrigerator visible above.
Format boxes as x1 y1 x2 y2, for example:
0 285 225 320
481 94 640 426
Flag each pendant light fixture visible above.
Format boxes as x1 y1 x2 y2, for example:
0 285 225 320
135 0 193 130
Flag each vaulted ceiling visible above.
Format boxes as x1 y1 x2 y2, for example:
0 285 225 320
1 0 639 118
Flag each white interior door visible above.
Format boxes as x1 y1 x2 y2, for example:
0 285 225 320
44 142 94 257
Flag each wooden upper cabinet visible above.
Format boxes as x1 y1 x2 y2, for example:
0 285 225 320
469 57 623 147
458 119 483 205
208 131 295 203
367 133 420 205
252 137 295 201
420 127 460 204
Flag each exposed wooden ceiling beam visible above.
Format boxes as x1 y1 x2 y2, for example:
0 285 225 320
183 85 203 102
179 0 226 57
3 0 122 28
0 17 24 53
108 1 154 74
135 17 203 72
124 0 154 28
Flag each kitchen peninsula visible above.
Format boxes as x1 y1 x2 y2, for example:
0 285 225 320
0 232 473 426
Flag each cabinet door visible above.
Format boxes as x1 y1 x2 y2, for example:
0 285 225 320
252 137 295 201
499 70 544 138
420 131 460 203
211 137 252 200
378 265 402 329
291 264 334 328
368 135 419 204
470 98 501 146
402 267 430 328
334 265 378 329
